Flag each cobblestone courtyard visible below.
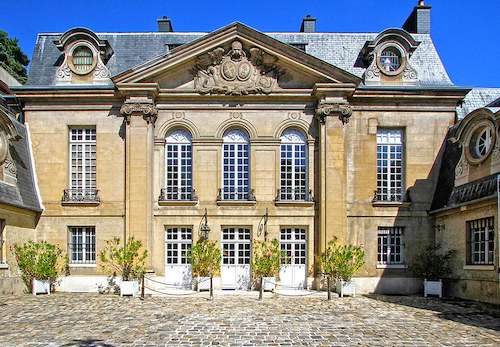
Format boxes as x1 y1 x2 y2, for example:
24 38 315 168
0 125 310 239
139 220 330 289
0 292 498 346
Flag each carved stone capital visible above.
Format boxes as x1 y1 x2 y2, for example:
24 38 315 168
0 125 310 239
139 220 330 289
316 102 353 125
120 103 158 124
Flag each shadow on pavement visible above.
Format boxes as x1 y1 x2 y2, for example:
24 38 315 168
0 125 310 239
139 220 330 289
60 339 115 347
364 294 500 332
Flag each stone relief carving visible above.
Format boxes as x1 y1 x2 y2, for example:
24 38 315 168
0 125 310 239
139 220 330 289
93 61 111 79
192 41 284 95
316 102 353 125
492 136 500 159
3 159 17 175
455 157 469 179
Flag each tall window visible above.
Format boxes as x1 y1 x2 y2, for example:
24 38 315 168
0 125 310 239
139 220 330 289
280 227 307 265
222 130 249 200
377 227 403 265
222 227 251 265
0 220 5 264
467 217 495 265
69 128 96 200
165 227 192 265
280 130 307 201
377 129 403 202
164 130 193 200
69 226 95 264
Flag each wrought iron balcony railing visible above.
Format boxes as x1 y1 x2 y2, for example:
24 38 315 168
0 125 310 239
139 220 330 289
372 188 406 203
217 187 256 202
61 189 100 203
275 188 314 202
159 187 198 202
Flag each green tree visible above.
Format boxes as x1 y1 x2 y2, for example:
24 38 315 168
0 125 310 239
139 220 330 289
0 31 29 84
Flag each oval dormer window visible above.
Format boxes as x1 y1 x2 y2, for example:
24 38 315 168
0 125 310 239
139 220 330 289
380 47 401 72
72 46 93 73
473 127 492 158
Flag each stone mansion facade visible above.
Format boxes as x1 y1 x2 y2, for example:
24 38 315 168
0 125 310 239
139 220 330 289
2 2 498 303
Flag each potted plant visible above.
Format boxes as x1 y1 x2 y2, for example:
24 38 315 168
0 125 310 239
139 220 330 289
11 241 69 295
315 236 365 298
252 238 283 291
188 240 221 292
410 244 456 298
99 236 148 297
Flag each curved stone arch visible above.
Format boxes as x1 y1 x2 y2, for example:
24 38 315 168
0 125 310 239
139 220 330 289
156 119 200 140
215 118 258 140
274 119 313 141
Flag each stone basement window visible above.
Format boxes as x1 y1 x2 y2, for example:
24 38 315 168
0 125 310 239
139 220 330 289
466 217 495 265
69 226 96 264
377 227 404 265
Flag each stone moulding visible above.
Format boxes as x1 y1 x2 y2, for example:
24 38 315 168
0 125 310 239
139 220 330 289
316 102 353 124
120 103 158 124
192 40 284 95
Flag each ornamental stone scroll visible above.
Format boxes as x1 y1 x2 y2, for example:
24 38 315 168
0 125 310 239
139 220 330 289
315 102 353 125
120 103 158 124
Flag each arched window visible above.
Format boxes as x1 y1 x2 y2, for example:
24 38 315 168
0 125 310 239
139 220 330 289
279 130 307 201
222 129 250 200
164 130 193 200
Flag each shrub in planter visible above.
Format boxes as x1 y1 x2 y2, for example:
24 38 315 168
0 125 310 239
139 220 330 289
11 241 69 293
188 241 221 290
252 238 284 291
315 236 365 297
99 237 148 282
410 244 456 281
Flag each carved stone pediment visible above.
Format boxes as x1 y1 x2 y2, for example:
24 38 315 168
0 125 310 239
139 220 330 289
316 102 353 124
192 41 284 95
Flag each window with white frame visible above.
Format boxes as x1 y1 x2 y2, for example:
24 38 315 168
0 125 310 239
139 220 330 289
165 227 192 265
467 217 495 265
280 130 307 201
222 227 251 265
222 130 250 200
69 226 95 264
69 128 96 201
164 130 193 200
376 129 403 202
280 227 307 265
0 220 5 264
377 227 403 265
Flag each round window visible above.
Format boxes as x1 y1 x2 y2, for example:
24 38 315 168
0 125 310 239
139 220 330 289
471 127 492 159
380 47 402 72
72 46 94 73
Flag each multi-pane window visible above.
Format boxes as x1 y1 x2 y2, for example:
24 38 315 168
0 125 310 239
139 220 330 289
380 47 401 72
69 128 96 200
69 226 95 264
0 220 5 264
377 227 403 265
222 130 249 200
280 130 307 201
164 130 193 200
280 228 307 265
377 129 403 202
222 228 251 265
72 46 93 73
165 227 192 265
467 217 495 265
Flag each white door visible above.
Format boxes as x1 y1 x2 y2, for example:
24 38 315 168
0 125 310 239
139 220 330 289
165 227 192 289
279 228 307 289
221 227 251 289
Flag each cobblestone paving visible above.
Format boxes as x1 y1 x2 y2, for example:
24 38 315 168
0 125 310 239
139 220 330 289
0 292 499 346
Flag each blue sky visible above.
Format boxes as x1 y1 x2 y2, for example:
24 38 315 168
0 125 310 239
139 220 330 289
3 0 498 88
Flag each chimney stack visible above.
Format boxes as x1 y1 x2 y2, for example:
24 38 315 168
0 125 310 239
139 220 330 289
402 1 431 34
158 17 174 32
300 15 316 33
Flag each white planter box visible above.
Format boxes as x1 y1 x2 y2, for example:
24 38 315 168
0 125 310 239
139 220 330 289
336 279 356 297
262 277 276 291
120 280 139 297
424 279 442 298
33 279 50 295
197 276 211 291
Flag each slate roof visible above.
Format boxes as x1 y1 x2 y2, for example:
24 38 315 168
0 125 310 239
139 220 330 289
0 114 43 213
26 27 454 88
456 88 500 120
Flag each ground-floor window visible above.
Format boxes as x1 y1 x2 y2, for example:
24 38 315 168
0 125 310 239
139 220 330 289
467 217 495 265
69 226 95 264
165 227 192 265
377 227 403 265
222 227 251 265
